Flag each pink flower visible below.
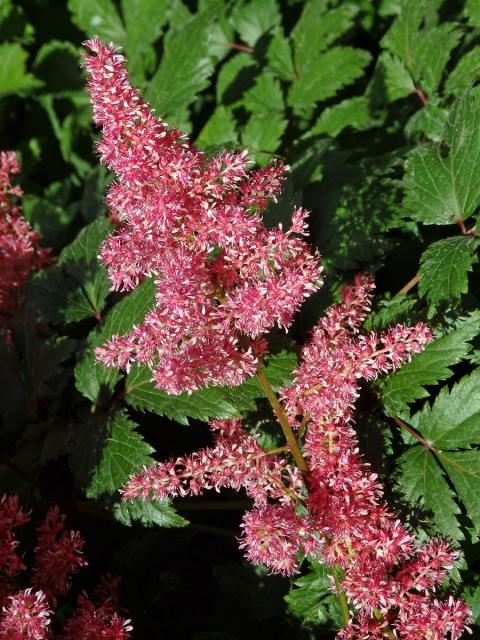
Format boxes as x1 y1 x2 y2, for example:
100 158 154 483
59 592 132 640
32 506 87 599
0 588 51 639
0 495 30 577
123 418 303 506
84 38 323 394
0 152 50 323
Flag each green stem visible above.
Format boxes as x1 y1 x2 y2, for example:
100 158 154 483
256 367 308 474
333 566 350 625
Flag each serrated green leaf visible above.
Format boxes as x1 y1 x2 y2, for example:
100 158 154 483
446 47 480 97
67 0 126 45
147 6 218 123
0 42 41 97
377 51 415 101
196 106 238 148
440 450 480 537
291 0 358 72
125 351 296 425
87 411 155 498
418 236 477 309
399 371 480 538
410 23 461 96
267 29 295 81
28 218 113 324
311 97 372 137
465 0 480 28
121 0 169 82
403 94 480 225
242 112 287 164
284 562 331 624
405 103 448 142
381 0 425 69
75 278 156 404
230 0 280 48
381 312 480 415
114 498 188 528
398 445 463 541
410 370 480 449
242 72 283 114
288 47 371 117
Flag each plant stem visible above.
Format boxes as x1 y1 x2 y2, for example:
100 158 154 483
333 566 350 625
256 367 308 474
395 274 420 296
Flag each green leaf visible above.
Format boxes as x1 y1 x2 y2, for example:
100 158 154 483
67 0 126 45
125 351 296 425
291 0 358 72
418 236 477 310
147 6 218 124
440 450 480 536
446 47 480 97
29 219 113 324
75 278 156 405
242 112 287 164
230 0 281 47
465 0 480 28
285 562 344 628
381 312 480 416
397 445 463 541
242 72 284 114
381 0 425 69
311 97 372 137
288 47 371 117
114 498 188 528
464 581 480 623
405 103 448 142
267 29 295 81
87 411 155 498
377 52 415 101
410 23 461 96
216 52 256 104
398 371 480 538
410 370 480 449
403 94 480 225
0 42 41 97
121 0 169 82
196 106 238 147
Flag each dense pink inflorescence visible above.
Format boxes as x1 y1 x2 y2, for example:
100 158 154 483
83 38 323 394
59 580 133 640
0 588 51 639
84 35 470 640
32 506 87 599
122 276 470 638
0 151 49 323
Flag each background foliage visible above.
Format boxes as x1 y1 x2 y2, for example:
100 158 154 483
3 0 480 637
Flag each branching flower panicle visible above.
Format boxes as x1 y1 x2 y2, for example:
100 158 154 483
83 38 323 394
85 38 471 640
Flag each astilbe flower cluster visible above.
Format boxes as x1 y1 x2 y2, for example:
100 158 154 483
124 277 470 639
0 151 49 323
0 496 131 639
85 38 471 640
83 38 323 394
